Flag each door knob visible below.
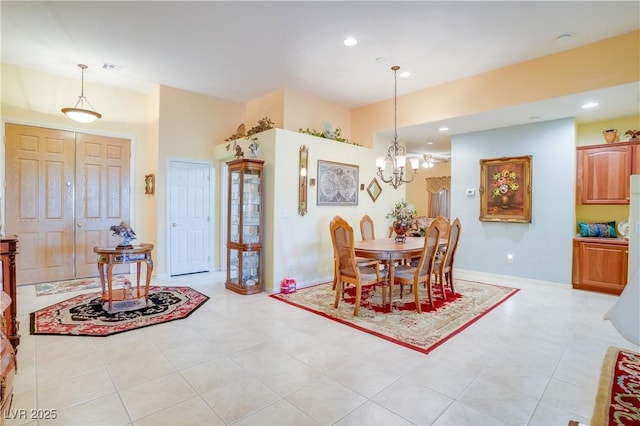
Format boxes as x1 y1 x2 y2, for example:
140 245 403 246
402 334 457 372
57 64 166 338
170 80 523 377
172 223 177 227
77 222 83 227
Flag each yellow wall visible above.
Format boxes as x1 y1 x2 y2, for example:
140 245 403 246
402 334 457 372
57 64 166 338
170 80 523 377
575 115 640 229
351 30 640 148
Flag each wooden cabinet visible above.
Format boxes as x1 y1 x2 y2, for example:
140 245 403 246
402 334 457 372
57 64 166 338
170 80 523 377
225 159 264 295
576 141 640 204
1 237 19 352
572 237 628 295
0 296 16 425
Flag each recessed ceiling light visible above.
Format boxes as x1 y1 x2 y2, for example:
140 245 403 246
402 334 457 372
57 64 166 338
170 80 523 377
399 71 411 78
438 127 449 132
582 101 599 109
343 37 357 46
426 140 434 145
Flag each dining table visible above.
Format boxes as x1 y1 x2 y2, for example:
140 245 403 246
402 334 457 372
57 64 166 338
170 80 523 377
353 237 426 308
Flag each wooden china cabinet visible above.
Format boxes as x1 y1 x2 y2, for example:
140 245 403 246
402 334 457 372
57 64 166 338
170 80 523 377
225 158 264 295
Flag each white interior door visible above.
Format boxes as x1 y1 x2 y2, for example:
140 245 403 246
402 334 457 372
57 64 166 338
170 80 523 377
168 160 211 276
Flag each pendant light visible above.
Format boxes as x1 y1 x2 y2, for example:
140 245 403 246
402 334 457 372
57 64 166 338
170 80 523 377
376 66 419 189
61 64 102 123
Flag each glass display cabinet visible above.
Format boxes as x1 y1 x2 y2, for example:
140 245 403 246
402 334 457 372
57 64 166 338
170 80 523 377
225 158 264 295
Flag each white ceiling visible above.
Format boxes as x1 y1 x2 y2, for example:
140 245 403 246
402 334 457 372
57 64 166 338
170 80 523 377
2 1 639 156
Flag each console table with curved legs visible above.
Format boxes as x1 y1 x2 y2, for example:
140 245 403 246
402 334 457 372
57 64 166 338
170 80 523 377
93 243 154 312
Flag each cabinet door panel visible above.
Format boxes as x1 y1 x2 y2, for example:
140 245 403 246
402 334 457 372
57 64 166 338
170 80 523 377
574 240 628 294
577 146 632 204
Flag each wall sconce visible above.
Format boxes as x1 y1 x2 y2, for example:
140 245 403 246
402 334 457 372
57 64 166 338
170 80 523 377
144 174 155 195
299 146 308 216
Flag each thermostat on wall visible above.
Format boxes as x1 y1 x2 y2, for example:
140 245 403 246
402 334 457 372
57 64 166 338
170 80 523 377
465 188 475 196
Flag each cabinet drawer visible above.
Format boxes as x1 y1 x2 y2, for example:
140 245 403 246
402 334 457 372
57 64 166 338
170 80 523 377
0 338 15 411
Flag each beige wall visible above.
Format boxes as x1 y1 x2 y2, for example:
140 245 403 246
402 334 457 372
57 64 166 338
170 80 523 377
0 63 152 250
242 88 353 142
156 85 244 275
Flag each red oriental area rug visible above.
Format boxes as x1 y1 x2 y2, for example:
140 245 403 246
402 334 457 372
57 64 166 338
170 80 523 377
30 286 209 337
591 346 640 425
270 279 518 354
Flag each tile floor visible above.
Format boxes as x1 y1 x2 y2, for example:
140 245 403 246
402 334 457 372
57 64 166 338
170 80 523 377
5 271 638 425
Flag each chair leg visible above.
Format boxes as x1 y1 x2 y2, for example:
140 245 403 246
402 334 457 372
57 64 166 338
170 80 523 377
427 277 435 309
413 280 422 314
439 270 447 300
353 284 361 316
333 281 342 308
447 270 455 295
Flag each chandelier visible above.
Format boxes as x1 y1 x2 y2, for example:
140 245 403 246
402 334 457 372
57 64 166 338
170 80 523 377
61 64 102 123
376 65 419 189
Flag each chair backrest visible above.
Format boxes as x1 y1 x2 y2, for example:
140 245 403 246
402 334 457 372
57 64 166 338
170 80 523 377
330 216 358 279
360 215 375 240
442 218 462 269
414 219 443 277
432 215 450 239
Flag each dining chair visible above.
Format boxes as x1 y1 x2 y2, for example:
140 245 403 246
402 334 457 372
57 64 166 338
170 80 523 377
432 217 462 300
393 219 443 313
331 216 383 316
360 215 375 240
330 216 380 291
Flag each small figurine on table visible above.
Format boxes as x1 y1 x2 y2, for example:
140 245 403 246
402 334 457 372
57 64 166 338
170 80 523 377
110 221 137 249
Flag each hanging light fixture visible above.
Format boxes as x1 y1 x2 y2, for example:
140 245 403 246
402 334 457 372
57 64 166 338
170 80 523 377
422 154 435 168
376 65 419 189
61 64 102 123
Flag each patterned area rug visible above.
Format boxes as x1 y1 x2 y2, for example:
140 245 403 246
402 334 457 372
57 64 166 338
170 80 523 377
270 279 518 354
34 276 129 296
30 286 209 337
591 346 640 425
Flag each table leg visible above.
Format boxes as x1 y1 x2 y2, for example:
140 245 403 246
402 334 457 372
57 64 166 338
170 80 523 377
97 262 106 295
136 261 142 298
106 262 114 312
388 260 395 310
144 253 154 305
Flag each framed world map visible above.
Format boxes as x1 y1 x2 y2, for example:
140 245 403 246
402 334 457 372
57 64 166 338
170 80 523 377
317 160 358 206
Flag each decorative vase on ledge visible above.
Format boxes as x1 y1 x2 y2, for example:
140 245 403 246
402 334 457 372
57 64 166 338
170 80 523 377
603 129 618 144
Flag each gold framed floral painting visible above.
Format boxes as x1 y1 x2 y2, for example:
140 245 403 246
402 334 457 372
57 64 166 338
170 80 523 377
479 155 532 223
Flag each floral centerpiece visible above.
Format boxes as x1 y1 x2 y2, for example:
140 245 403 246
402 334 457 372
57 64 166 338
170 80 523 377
386 200 416 243
491 169 520 208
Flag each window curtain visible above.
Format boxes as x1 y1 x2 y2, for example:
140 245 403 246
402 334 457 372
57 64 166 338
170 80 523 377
426 176 451 219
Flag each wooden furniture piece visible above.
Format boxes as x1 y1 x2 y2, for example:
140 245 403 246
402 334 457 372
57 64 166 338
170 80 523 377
225 158 264 295
0 237 19 352
0 293 16 426
331 216 383 316
354 237 429 309
94 243 154 311
394 220 443 312
572 237 628 295
576 140 640 205
432 217 462 300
